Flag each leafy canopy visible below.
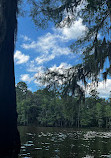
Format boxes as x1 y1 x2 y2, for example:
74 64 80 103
22 0 111 97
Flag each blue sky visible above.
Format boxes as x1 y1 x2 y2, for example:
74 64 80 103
15 14 85 89
15 7 111 98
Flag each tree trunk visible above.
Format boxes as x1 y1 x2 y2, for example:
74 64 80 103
0 0 20 157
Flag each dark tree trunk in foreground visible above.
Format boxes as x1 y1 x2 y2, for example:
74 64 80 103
0 0 20 157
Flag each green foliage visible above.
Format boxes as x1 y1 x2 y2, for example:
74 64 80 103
27 0 82 28
26 0 111 101
16 81 111 128
17 1 111 128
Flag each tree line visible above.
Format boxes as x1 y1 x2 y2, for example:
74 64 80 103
16 81 111 128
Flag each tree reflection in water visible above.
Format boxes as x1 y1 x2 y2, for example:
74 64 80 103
18 126 111 158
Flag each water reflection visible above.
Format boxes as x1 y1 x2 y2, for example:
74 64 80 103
18 127 111 158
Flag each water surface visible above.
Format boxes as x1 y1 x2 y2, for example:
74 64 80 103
18 126 111 158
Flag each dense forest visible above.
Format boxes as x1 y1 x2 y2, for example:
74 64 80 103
16 81 111 129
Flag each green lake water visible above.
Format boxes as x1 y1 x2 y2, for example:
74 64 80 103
18 126 111 158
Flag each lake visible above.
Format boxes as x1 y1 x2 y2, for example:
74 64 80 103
18 126 111 158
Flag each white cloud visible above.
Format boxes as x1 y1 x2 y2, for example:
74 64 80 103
97 79 111 98
22 41 37 49
34 62 71 78
33 62 72 87
20 74 33 83
22 32 60 51
21 19 87 65
49 62 72 72
14 50 30 64
34 80 44 87
34 71 47 87
35 54 55 64
28 87 32 91
85 79 111 98
27 60 44 72
57 18 87 40
20 35 31 42
76 0 88 12
22 32 73 64
37 33 56 52
18 18 87 88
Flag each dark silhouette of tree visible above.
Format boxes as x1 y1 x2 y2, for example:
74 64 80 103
30 0 111 97
0 0 20 157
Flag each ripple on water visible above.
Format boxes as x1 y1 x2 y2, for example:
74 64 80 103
24 143 34 147
83 155 94 158
47 132 53 137
26 133 33 136
28 141 33 143
20 156 31 158
45 142 50 144
19 127 111 158
84 131 111 140
45 149 49 150
83 131 96 140
35 147 42 150
101 155 111 158
21 146 26 149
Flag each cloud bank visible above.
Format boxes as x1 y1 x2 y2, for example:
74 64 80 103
14 50 30 64
21 18 87 65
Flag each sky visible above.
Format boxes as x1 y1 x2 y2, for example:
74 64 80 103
15 4 111 99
